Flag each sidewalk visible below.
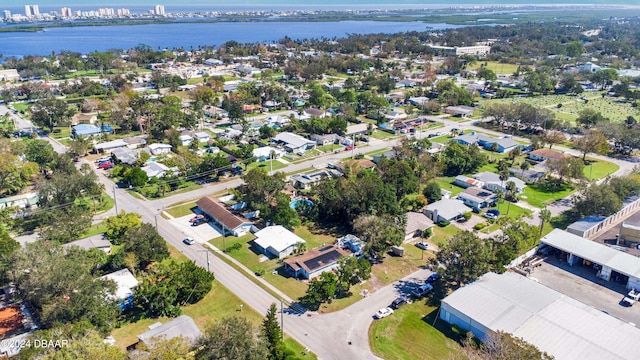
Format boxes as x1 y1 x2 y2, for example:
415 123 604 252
202 241 295 304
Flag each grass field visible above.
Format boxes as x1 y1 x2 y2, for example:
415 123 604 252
430 225 462 247
480 91 639 123
371 130 396 140
247 159 288 172
434 177 465 196
370 302 463 360
520 182 576 209
165 202 198 218
468 61 519 75
584 157 620 181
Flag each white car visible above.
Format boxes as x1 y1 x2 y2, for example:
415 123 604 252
415 242 429 250
183 237 196 245
374 307 394 319
483 212 498 220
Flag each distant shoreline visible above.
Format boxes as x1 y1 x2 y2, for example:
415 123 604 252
1 4 639 34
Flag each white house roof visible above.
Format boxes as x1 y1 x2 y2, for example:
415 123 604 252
194 131 210 139
94 139 127 151
138 315 203 347
274 132 315 149
99 269 138 301
142 162 170 178
474 171 526 189
252 146 283 158
254 225 306 253
541 229 640 280
442 272 640 360
425 199 471 220
148 143 172 151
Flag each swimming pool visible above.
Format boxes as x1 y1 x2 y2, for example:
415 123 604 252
290 198 313 209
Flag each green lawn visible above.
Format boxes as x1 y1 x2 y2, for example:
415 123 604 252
370 302 463 360
247 159 288 172
434 177 465 196
318 144 344 152
468 61 519 75
584 158 620 181
50 126 71 139
493 201 532 219
520 183 576 209
371 130 396 140
12 102 31 112
430 225 462 247
165 202 198 218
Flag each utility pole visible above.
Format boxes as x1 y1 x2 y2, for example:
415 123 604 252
154 214 159 230
113 184 118 214
198 250 211 272
280 299 284 340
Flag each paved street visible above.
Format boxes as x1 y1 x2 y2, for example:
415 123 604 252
7 106 640 358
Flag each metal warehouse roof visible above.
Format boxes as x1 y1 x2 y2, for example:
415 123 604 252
541 229 640 279
442 272 640 360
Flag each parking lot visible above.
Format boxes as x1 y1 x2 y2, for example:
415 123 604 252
169 214 222 244
530 257 640 326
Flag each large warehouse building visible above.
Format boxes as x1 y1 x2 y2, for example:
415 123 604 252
440 272 640 360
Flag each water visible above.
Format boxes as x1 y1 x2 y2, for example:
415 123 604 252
0 20 460 58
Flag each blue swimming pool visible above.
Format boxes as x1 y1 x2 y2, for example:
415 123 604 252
290 198 313 209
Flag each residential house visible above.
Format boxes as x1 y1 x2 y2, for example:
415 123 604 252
0 69 20 82
310 133 341 146
63 234 111 254
111 147 138 165
194 131 211 143
385 110 407 122
178 134 193 146
100 269 138 310
454 175 484 189
273 132 316 153
405 212 434 240
510 167 546 184
123 136 147 149
195 196 253 236
424 199 472 223
334 159 376 174
253 225 306 259
396 79 418 88
252 146 284 161
148 143 172 155
284 245 349 279
452 133 519 153
528 148 569 162
72 124 112 138
0 192 38 210
94 139 128 153
372 150 396 164
141 162 177 178
290 170 337 190
138 315 203 348
204 58 223 66
304 108 327 118
473 171 527 194
444 105 475 118
265 115 290 128
71 113 97 125
457 187 497 211
203 105 227 118
338 234 363 257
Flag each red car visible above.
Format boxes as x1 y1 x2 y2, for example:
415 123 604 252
98 161 113 170
345 145 355 151
189 214 205 223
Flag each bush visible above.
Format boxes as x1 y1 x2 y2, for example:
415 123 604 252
225 243 242 252
423 227 433 238
474 223 487 230
255 269 266 276
438 221 450 227
462 212 472 221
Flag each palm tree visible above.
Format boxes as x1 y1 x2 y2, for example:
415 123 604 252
539 206 552 236
520 161 530 176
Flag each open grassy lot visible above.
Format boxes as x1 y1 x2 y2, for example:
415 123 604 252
519 182 576 209
165 201 198 218
370 302 463 360
247 159 288 172
468 61 519 75
434 177 465 196
480 91 638 123
371 130 396 140
318 144 344 152
430 225 462 247
584 157 620 181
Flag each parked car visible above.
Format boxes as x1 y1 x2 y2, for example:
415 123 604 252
390 296 410 309
412 284 433 298
192 217 208 226
374 307 394 319
483 212 498 220
487 209 501 216
189 214 205 223
415 242 429 250
426 273 442 284
98 162 113 170
183 237 196 245
230 166 243 176
345 145 355 151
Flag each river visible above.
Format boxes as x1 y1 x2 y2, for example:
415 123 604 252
0 20 463 58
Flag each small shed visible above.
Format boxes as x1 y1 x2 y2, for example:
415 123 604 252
390 245 405 257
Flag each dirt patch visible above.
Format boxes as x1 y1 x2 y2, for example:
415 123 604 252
0 305 24 338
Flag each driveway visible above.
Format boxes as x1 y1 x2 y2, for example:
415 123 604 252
169 214 222 243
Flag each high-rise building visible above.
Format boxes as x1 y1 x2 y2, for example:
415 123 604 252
32 5 39 16
154 5 165 16
24 5 32 18
61 7 72 18
3 10 11 20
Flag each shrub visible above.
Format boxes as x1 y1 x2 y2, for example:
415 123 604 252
438 221 450 227
474 223 486 230
462 212 472 221
225 243 242 252
423 227 433 238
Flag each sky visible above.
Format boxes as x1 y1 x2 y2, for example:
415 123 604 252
2 0 637 6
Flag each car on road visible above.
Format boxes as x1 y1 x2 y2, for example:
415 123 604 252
426 273 442 284
345 145 355 151
483 212 498 220
192 217 208 226
415 241 429 250
412 283 433 298
183 237 196 245
374 307 394 319
390 296 410 309
189 214 205 223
